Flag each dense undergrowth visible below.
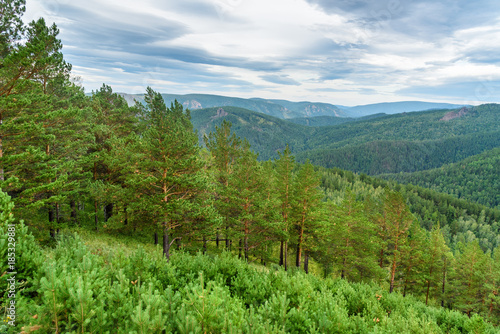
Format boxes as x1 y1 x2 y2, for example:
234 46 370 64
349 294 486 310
1 217 497 333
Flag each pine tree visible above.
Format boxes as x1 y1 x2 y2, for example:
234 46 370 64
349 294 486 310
204 120 242 249
382 189 414 293
123 87 206 260
0 16 86 236
423 224 449 305
485 247 500 324
326 189 381 281
86 84 137 230
0 0 25 59
400 219 427 297
231 143 278 260
275 145 294 270
452 240 490 317
290 161 323 270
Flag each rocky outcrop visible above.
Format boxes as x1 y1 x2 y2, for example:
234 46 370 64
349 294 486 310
211 108 228 119
440 107 470 121
182 100 202 109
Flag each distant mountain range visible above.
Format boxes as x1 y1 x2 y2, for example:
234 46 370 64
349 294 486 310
118 93 468 119
341 101 471 117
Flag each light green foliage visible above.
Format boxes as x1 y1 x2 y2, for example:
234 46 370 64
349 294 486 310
451 240 491 317
290 160 324 270
319 190 382 282
10 227 498 333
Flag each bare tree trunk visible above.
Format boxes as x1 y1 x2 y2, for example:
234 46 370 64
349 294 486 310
154 232 158 245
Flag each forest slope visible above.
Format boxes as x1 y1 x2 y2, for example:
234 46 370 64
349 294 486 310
3 217 498 334
191 104 500 175
380 147 500 210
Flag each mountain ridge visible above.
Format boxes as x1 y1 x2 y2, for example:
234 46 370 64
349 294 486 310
118 92 469 119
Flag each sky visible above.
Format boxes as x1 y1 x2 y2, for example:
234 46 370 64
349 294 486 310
24 0 500 106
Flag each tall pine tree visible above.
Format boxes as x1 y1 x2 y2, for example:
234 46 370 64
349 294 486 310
123 87 207 260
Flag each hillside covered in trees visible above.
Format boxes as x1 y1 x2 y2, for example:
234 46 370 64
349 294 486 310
189 104 500 175
381 147 500 210
1 1 500 333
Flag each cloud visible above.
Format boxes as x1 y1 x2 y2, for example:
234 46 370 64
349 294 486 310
22 0 500 105
260 74 301 86
397 80 500 105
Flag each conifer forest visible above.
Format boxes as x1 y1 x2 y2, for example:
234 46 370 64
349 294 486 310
1 1 499 333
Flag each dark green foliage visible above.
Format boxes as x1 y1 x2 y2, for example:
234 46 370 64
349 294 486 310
190 104 500 181
194 106 313 160
382 147 500 209
298 132 500 175
0 0 25 59
287 113 387 127
319 166 500 253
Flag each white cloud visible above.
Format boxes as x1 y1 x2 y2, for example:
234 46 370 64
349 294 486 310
23 0 500 105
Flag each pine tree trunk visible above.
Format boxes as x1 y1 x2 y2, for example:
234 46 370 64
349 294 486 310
389 248 398 293
284 241 288 271
94 200 99 231
216 230 220 248
163 228 170 261
296 243 301 269
0 131 3 182
244 235 249 261
426 267 433 305
304 252 309 274
341 256 346 279
441 257 447 307
296 227 303 268
104 203 113 222
225 226 230 250
238 239 242 258
49 206 55 239
124 205 128 225
279 241 284 266
154 232 158 245
55 203 60 224
70 200 77 225
203 236 207 254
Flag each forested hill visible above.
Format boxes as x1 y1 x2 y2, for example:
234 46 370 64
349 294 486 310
191 106 313 160
380 147 500 210
191 104 500 175
287 113 387 127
